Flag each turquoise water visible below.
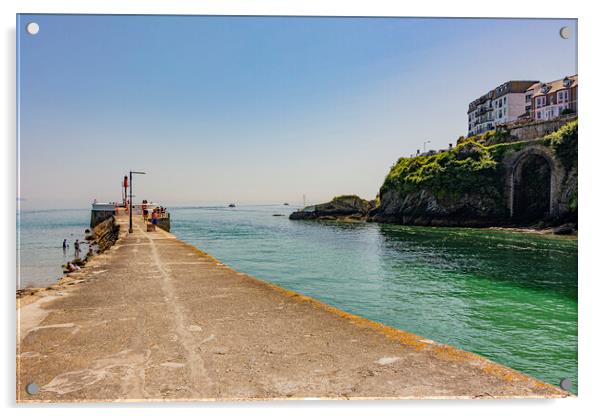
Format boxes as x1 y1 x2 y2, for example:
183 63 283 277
170 205 578 393
17 206 578 393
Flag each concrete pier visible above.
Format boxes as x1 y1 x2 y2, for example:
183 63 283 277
17 214 569 402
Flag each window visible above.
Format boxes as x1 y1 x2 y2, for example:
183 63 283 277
536 111 542 120
504 97 507 104
498 110 502 118
535 96 546 108
557 90 569 103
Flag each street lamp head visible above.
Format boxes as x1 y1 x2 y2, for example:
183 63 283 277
131 171 146 175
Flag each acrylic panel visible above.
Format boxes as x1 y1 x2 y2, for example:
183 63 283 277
16 14 578 402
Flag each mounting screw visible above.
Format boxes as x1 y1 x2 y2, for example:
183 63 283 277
26 22 40 35
559 378 572 391
25 383 39 395
559 26 570 40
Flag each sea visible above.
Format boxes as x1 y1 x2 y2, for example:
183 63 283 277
17 205 578 393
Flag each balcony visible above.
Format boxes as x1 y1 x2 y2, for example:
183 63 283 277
475 107 492 116
475 116 493 124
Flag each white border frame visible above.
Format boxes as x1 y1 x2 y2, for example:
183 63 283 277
3 1 600 415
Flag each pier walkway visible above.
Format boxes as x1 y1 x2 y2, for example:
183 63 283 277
17 215 568 402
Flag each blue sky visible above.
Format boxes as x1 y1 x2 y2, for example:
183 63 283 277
18 15 577 208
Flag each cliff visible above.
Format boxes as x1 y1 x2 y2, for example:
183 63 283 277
372 121 577 227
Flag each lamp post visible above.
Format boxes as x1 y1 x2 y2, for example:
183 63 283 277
129 170 146 233
423 140 431 153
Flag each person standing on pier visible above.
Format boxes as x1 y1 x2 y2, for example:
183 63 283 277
74 239 81 258
142 199 149 222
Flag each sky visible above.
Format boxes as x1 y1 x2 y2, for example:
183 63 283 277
17 15 577 209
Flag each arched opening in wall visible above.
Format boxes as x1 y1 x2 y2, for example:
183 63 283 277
512 154 552 223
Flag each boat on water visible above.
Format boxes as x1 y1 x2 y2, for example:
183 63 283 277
283 202 290 206
228 203 236 208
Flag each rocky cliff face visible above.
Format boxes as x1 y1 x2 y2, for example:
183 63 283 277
289 195 376 221
371 121 577 227
371 189 507 226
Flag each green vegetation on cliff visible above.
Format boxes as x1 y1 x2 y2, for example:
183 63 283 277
332 194 362 202
381 121 578 205
544 120 578 171
382 140 502 201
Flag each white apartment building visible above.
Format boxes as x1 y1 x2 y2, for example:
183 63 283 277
467 80 538 136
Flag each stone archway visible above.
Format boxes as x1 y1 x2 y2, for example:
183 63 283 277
506 145 563 221
513 154 552 221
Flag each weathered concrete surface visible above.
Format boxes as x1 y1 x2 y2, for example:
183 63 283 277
17 215 569 402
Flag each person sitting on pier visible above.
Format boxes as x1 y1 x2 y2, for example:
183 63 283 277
66 262 80 272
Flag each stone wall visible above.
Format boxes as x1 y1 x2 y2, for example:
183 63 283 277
508 115 577 141
156 215 171 232
90 210 115 228
92 216 120 253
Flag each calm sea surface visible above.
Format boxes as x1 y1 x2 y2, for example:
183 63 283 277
18 205 578 393
18 209 90 288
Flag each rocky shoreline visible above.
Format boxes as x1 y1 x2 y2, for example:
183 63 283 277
289 195 577 236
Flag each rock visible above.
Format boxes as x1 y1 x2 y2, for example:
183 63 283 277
289 195 375 221
371 189 506 226
347 214 364 220
553 223 576 235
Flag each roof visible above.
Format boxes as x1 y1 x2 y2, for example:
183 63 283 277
493 80 540 97
468 80 539 112
528 74 578 97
